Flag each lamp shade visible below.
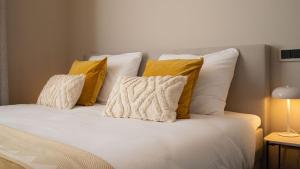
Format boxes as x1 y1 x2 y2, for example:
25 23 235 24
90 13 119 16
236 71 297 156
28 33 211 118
272 86 300 99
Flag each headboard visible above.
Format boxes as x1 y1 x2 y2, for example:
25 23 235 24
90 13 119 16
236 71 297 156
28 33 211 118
137 44 271 134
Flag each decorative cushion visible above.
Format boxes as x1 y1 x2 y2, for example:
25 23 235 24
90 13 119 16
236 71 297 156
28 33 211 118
143 58 204 119
69 59 107 106
159 48 239 115
89 52 142 103
37 74 85 109
105 76 187 122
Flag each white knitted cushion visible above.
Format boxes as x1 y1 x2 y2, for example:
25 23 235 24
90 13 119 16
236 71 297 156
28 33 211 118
37 74 85 109
105 76 187 122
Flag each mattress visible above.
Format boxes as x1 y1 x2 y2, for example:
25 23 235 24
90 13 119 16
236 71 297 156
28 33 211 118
0 104 261 169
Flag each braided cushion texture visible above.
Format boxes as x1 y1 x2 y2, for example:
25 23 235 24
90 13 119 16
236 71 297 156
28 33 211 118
37 74 85 109
105 76 187 122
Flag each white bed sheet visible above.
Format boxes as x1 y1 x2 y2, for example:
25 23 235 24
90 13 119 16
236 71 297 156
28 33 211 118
0 104 260 169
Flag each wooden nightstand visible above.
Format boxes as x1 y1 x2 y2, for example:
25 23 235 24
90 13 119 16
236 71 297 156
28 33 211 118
265 132 300 169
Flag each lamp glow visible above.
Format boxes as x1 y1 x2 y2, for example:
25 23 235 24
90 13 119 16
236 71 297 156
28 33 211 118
272 86 300 137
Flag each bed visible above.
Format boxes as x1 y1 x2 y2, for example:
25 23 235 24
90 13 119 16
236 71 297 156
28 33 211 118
0 44 270 169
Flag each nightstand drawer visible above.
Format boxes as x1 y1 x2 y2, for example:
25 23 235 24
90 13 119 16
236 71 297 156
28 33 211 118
265 132 300 169
265 132 300 147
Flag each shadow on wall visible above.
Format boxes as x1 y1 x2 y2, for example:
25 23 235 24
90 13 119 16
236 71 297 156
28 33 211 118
7 0 70 104
69 0 101 62
270 47 282 89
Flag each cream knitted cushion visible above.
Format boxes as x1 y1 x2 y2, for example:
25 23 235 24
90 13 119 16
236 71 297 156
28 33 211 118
37 74 85 109
105 76 187 122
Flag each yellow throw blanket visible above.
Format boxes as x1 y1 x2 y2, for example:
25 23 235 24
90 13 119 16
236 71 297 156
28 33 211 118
0 124 114 169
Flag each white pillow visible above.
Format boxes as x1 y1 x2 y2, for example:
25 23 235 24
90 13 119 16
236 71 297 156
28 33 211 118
37 74 85 109
89 52 142 103
159 48 239 115
105 76 187 122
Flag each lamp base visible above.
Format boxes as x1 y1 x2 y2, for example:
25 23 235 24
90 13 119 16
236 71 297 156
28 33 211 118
278 132 300 137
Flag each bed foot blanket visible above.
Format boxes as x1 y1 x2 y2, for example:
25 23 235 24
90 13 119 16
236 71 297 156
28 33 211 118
0 124 114 169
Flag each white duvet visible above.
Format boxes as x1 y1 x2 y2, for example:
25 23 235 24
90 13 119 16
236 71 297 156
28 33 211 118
0 104 260 169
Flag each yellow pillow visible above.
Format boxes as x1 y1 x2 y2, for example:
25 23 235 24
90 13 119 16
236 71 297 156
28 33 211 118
143 58 204 119
69 58 107 106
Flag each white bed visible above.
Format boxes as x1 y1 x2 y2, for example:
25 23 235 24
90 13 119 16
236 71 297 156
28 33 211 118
0 104 260 169
0 44 270 169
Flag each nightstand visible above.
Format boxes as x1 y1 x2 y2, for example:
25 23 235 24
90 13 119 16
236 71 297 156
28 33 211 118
265 132 300 169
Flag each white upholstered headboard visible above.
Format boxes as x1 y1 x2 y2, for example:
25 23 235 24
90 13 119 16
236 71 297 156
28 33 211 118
136 44 271 134
91 44 271 134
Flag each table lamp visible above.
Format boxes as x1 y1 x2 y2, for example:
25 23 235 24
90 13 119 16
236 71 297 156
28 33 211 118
272 86 300 137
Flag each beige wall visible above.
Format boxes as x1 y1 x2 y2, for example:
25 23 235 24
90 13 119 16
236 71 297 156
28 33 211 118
7 0 70 103
70 0 300 86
